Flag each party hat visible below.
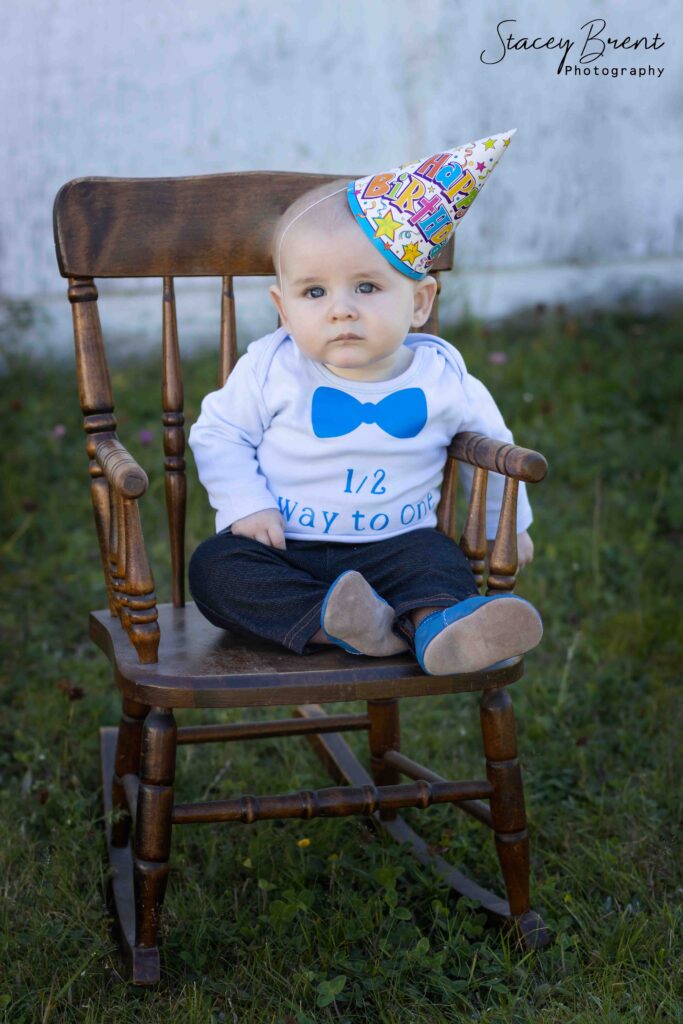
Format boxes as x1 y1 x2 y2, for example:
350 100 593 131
347 130 516 279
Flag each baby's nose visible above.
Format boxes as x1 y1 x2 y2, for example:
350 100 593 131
330 295 358 319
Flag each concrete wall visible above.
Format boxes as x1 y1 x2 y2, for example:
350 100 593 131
2 0 682 356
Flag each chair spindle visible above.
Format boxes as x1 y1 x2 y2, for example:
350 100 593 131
487 476 519 593
460 466 488 589
68 277 118 615
114 498 160 663
108 489 123 601
162 277 186 608
435 455 458 541
91 473 115 617
218 275 238 385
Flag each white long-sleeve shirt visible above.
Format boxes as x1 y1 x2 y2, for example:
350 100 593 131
189 328 532 542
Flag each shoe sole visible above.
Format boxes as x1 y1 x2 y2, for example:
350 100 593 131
421 598 543 676
322 570 409 656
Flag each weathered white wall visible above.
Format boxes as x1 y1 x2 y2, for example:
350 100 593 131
2 0 682 355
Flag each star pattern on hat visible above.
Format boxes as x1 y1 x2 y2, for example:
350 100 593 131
373 209 402 241
402 242 421 265
347 130 515 280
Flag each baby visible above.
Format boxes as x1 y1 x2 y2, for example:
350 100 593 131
189 137 543 674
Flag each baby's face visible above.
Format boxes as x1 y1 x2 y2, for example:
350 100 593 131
270 218 435 380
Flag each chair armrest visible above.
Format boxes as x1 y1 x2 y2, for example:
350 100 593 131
448 431 547 484
445 432 548 593
94 438 149 497
92 437 159 664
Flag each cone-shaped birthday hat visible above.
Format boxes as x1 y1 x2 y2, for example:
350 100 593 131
347 130 516 279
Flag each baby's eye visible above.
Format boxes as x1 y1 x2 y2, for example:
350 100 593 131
305 286 325 299
357 282 378 294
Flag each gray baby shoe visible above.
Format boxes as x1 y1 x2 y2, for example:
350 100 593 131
321 570 409 656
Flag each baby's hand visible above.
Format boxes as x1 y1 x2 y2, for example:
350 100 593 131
487 530 535 569
231 508 287 549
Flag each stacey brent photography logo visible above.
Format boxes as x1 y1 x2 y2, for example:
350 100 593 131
480 18 665 78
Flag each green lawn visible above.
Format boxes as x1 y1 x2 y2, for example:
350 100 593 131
1 304 681 1023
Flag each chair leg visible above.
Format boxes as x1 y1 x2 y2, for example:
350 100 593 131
367 699 401 821
111 698 149 847
479 688 530 918
133 707 177 953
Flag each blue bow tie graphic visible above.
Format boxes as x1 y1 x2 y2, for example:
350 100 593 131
311 386 428 439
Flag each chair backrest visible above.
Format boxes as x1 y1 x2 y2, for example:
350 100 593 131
53 172 455 612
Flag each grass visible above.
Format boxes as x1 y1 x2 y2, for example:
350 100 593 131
0 302 682 1023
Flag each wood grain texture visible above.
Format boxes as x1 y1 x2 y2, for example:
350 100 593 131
96 438 148 498
89 602 524 709
480 688 530 918
69 277 119 615
100 728 161 985
383 749 493 827
161 277 186 607
54 173 455 279
218 275 238 385
487 477 519 593
367 699 402 821
435 455 458 540
91 475 116 616
133 708 177 949
111 698 149 848
449 432 548 484
68 278 115 415
176 713 371 745
460 466 488 589
111 497 160 664
172 778 493 825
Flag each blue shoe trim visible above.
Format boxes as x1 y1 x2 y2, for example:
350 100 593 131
326 634 363 655
320 570 391 656
413 593 522 672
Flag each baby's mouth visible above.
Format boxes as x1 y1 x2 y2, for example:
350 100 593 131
331 333 362 341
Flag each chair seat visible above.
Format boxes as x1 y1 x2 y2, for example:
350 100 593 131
90 602 524 709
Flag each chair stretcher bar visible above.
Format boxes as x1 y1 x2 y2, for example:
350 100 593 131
171 778 494 825
176 713 371 745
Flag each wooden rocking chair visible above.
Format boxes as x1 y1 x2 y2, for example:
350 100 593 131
53 171 550 986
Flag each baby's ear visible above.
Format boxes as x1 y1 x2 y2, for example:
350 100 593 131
269 284 288 327
411 275 438 329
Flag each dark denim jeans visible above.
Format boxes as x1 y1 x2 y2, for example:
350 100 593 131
189 527 479 654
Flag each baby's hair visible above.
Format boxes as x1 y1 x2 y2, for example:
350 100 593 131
272 178 353 281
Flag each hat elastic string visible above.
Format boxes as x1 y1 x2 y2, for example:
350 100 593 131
276 184 349 320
